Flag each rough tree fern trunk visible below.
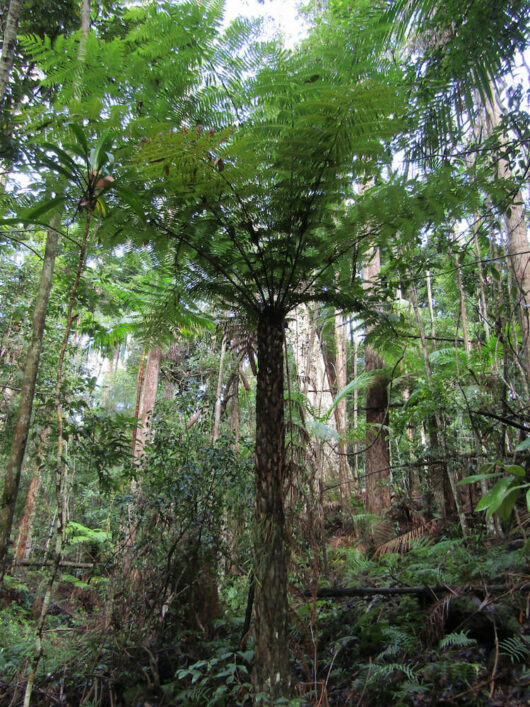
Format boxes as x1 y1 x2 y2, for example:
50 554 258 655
253 307 290 702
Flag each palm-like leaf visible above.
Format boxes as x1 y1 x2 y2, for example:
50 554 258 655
137 31 404 317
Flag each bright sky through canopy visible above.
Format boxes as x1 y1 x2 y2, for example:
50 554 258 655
224 0 309 47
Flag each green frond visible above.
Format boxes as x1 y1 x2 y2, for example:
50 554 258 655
439 631 477 650
499 636 530 664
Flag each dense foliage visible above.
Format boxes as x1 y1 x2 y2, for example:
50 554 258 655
0 0 528 705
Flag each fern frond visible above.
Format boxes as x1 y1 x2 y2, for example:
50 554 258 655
374 521 437 556
499 636 530 664
439 631 477 650
368 662 417 682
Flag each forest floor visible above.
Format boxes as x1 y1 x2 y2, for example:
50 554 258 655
0 520 529 706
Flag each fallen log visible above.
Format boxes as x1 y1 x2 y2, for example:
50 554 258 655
301 583 514 599
16 559 96 569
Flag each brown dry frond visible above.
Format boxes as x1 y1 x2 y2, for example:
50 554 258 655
422 594 453 646
373 519 438 556
371 520 394 548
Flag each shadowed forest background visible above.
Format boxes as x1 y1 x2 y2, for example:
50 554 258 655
0 0 529 704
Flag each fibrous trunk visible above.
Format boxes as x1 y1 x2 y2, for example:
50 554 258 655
253 307 289 701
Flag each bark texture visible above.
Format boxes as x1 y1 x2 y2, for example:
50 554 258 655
485 90 530 387
364 346 391 515
123 345 162 571
253 308 289 701
134 346 161 457
362 246 391 516
212 330 228 443
334 310 351 515
0 227 59 575
0 0 23 108
289 304 339 480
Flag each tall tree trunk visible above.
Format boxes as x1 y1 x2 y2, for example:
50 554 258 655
212 328 228 443
123 345 162 570
485 89 530 387
350 321 359 480
135 346 162 456
290 304 338 482
13 475 40 561
253 307 289 701
453 251 471 355
0 224 59 578
362 245 391 516
334 310 351 516
473 226 490 339
131 348 146 455
24 206 91 707
409 284 468 536
13 427 49 562
364 345 391 516
0 0 23 109
426 270 436 346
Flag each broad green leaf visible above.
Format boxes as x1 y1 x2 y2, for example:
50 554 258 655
40 142 79 172
457 472 501 486
515 438 530 452
495 488 520 523
69 123 89 154
20 196 67 221
38 154 74 180
505 465 525 477
91 132 114 172
475 477 514 515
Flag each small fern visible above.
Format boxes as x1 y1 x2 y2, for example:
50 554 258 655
447 662 481 685
369 662 417 682
499 635 530 664
378 626 415 659
439 631 477 650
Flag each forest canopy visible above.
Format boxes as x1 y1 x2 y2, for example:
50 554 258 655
0 0 529 705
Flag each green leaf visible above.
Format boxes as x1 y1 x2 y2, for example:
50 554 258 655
20 196 67 222
69 123 89 154
515 438 530 452
505 465 526 477
40 142 79 172
91 132 114 172
38 154 74 180
475 476 514 516
114 186 146 222
306 419 340 442
457 472 501 486
326 370 379 420
496 488 520 523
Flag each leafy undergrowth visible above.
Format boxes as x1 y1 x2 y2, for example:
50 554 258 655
294 535 530 706
0 536 528 705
